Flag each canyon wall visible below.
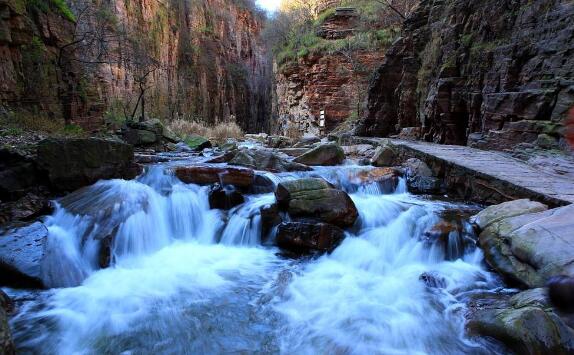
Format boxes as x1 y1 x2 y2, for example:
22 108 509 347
0 0 272 132
273 5 390 137
358 0 574 151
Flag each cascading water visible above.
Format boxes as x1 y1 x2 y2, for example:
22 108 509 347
5 162 505 354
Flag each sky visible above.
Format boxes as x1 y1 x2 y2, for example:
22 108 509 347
256 0 281 12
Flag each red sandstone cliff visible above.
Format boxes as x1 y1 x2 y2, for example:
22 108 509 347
0 0 272 132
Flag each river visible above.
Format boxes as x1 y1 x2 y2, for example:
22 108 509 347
5 157 506 354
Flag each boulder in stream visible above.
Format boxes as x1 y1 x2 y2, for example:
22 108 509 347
371 145 396 167
174 165 255 188
229 148 311 173
467 289 574 354
403 158 443 194
476 202 574 288
275 178 358 228
208 184 245 210
276 220 345 253
293 143 345 166
0 222 47 288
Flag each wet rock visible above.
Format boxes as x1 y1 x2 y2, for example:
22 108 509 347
547 276 574 314
0 290 12 314
98 233 114 269
419 272 447 289
37 138 137 192
276 221 345 253
229 148 311 173
208 184 245 210
275 178 358 228
0 222 47 288
250 174 276 194
294 143 345 166
404 158 443 194
174 165 254 188
184 135 212 151
370 145 396 167
0 296 14 355
260 203 282 239
0 193 53 225
349 167 400 193
477 204 574 288
473 199 548 230
467 289 574 354
205 150 238 164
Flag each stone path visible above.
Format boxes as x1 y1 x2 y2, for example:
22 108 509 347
359 138 574 206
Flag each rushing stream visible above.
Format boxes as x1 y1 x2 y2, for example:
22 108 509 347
4 158 506 354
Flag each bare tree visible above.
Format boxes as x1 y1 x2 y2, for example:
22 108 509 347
373 0 419 20
127 39 162 122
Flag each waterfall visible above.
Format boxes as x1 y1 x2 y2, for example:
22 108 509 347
6 164 504 354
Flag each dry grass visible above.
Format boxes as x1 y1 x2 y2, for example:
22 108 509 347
168 119 244 143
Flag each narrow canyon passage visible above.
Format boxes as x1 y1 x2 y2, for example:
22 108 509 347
6 159 504 354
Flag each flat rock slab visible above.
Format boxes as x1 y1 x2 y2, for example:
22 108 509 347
379 139 574 207
0 222 47 288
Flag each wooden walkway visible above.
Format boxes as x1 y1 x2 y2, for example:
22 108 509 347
378 139 574 206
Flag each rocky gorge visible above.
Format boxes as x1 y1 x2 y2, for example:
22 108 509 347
0 0 574 354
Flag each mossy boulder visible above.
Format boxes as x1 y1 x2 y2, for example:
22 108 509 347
184 135 212 151
293 143 345 166
275 178 358 228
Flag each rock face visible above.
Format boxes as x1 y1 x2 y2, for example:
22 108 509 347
0 0 271 132
276 221 345 253
275 178 358 228
174 166 254 188
293 143 345 166
476 202 574 288
0 221 47 288
275 51 385 136
467 289 574 354
358 0 574 152
37 138 137 192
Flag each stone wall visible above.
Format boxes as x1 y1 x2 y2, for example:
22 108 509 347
358 0 574 152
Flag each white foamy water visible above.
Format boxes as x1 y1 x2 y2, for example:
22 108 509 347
6 164 503 354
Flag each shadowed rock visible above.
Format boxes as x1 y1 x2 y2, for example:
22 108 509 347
174 165 254 188
276 221 345 253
